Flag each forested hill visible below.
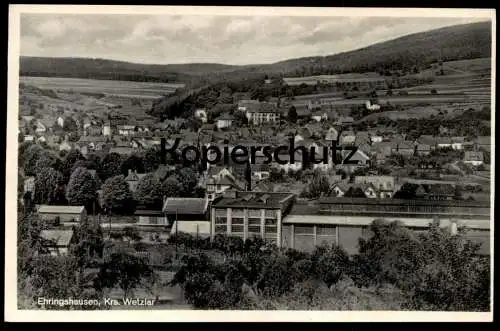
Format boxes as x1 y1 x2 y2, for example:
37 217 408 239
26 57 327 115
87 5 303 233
262 21 492 76
20 21 491 86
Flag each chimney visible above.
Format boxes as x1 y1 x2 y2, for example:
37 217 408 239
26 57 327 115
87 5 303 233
128 169 132 176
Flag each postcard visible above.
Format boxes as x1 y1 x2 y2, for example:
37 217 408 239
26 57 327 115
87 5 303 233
5 5 495 322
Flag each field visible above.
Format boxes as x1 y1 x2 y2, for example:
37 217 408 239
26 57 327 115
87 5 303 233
20 76 185 100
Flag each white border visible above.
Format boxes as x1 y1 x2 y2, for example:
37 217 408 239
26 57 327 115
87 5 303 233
5 5 496 322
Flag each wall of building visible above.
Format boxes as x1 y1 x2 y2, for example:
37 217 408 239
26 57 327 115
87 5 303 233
39 212 83 223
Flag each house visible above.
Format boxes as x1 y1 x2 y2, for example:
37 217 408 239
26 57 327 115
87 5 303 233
205 174 246 201
125 169 147 192
436 137 452 149
325 127 339 142
83 117 92 130
210 190 296 246
336 116 354 127
117 125 137 136
24 135 34 142
85 125 102 136
417 135 437 149
464 151 484 166
37 205 87 224
395 141 415 156
331 182 350 197
251 164 271 181
474 136 491 152
311 110 327 122
108 147 135 156
340 131 356 146
134 208 168 226
195 109 208 123
365 100 381 111
102 122 111 136
339 149 370 170
163 197 209 226
354 176 395 198
415 184 455 200
415 143 431 156
57 116 64 128
246 102 281 125
237 99 260 112
273 150 305 173
216 114 235 129
451 137 465 150
40 229 76 256
295 105 311 119
35 121 47 133
370 135 383 143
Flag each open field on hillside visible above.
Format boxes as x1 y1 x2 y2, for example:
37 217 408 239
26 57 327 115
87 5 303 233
20 76 184 100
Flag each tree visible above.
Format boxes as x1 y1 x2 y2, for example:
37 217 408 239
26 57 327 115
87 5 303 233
134 173 164 209
161 176 182 198
34 167 64 204
143 148 162 172
98 153 123 182
61 150 86 182
66 167 98 213
101 175 135 215
301 174 331 198
393 183 420 199
176 167 199 197
120 154 145 176
95 251 154 300
288 106 298 123
23 144 49 176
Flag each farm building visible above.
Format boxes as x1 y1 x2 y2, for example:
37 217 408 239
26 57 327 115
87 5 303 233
37 205 87 224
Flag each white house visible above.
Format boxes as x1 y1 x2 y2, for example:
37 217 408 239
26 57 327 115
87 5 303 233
365 100 381 111
311 110 327 122
216 114 235 129
451 137 465 150
102 122 111 136
117 125 136 136
35 122 46 133
24 135 34 142
464 151 484 166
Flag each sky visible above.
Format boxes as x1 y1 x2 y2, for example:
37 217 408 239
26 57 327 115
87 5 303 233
20 14 490 65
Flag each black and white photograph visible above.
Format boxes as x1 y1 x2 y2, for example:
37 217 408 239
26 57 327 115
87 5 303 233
5 5 495 322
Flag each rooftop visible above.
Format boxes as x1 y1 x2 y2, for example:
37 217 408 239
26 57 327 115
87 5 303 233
40 229 74 247
212 191 295 209
163 198 208 215
38 205 85 214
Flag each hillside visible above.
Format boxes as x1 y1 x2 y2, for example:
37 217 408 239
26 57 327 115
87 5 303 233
20 21 492 86
259 21 492 76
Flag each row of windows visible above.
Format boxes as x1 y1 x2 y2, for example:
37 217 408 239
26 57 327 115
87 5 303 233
321 204 489 215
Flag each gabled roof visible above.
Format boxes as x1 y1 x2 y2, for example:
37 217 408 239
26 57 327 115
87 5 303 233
163 198 208 215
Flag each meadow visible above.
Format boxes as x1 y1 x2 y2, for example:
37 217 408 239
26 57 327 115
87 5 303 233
20 76 185 100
